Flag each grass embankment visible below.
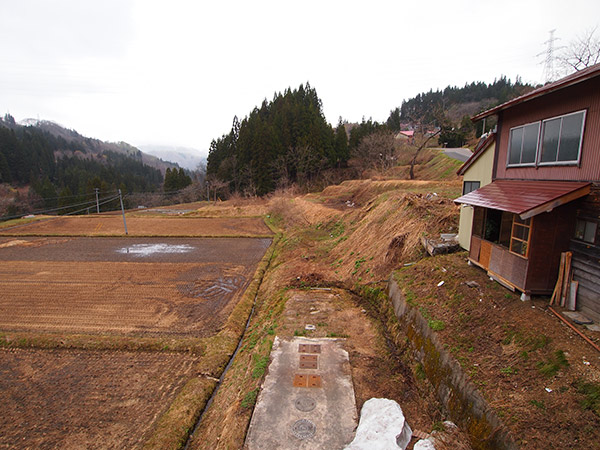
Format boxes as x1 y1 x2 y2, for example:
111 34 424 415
393 253 600 449
0 333 206 354
417 150 464 180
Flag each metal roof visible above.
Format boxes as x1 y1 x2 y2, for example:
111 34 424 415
472 63 600 121
454 180 591 219
457 132 495 176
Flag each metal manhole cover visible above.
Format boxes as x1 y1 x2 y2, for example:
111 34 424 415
291 419 316 440
294 396 316 412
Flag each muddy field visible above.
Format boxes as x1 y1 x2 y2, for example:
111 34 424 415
0 237 271 337
0 348 198 449
0 231 271 448
0 215 271 237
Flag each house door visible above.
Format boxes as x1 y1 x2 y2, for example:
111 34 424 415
479 240 492 270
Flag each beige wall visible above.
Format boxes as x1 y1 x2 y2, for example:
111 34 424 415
458 205 474 250
458 142 495 250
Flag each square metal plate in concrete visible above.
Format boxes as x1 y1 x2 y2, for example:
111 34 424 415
293 374 308 387
299 355 318 369
308 375 322 388
298 343 321 354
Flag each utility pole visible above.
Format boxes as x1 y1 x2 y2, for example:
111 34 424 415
118 189 128 235
94 188 100 214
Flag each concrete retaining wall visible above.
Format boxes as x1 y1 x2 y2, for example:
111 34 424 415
387 275 517 450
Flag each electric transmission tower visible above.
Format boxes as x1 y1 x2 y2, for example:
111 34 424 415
538 29 562 84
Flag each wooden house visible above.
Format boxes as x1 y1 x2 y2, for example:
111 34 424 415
455 63 600 321
456 132 496 250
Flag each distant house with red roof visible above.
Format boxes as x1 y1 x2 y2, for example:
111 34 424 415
455 63 600 320
395 130 414 144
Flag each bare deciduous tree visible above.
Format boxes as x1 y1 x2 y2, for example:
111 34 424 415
409 129 441 180
559 28 600 73
355 130 397 173
205 175 229 203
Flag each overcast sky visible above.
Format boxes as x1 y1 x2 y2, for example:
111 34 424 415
1 0 599 157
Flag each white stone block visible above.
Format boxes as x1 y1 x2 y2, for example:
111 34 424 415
344 398 412 450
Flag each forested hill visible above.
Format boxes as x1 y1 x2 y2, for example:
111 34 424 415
386 76 536 133
0 114 165 210
13 118 176 173
207 83 349 196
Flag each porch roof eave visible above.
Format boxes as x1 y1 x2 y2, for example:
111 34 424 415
454 180 591 220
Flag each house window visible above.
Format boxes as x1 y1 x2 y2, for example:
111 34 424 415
474 208 513 246
510 215 531 257
463 181 480 195
574 219 597 244
539 110 586 164
508 122 539 166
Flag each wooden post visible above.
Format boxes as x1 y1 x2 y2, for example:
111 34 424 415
550 252 566 306
560 251 572 308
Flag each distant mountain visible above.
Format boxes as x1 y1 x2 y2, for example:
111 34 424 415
0 114 168 216
16 118 178 174
139 145 206 171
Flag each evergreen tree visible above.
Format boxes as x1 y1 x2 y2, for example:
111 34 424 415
207 83 340 195
386 108 401 132
58 186 73 214
177 168 192 189
164 168 176 191
37 177 58 209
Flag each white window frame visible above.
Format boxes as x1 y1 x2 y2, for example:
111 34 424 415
537 109 586 166
506 120 540 167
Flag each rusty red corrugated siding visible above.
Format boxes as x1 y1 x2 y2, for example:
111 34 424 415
495 76 600 182
473 63 600 121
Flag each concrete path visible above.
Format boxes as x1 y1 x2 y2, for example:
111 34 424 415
443 147 472 162
245 337 357 449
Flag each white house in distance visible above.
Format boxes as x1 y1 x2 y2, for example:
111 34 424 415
456 132 496 250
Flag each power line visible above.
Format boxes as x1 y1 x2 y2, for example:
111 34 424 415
1 184 203 222
32 189 115 201
64 195 120 217
0 195 120 232
0 193 119 221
